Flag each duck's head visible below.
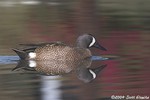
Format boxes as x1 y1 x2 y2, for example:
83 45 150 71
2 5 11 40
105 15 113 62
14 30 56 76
76 34 107 51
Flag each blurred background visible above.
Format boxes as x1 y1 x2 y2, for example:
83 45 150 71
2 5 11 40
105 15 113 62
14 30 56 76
0 0 149 100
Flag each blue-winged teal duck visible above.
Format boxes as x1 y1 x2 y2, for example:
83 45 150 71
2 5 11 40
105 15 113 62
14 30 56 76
13 59 106 83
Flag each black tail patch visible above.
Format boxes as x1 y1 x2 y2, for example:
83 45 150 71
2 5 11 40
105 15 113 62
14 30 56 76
12 49 27 60
12 60 35 71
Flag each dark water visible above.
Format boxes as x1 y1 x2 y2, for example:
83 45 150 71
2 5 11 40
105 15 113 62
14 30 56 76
0 1 150 100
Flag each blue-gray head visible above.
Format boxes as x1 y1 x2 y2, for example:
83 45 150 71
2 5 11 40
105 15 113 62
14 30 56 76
76 34 107 51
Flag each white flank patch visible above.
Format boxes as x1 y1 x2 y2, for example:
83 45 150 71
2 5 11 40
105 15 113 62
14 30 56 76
29 60 37 67
89 37 96 47
29 52 36 59
89 69 96 79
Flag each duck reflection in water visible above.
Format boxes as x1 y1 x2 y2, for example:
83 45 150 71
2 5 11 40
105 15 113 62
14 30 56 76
12 34 108 83
13 59 106 83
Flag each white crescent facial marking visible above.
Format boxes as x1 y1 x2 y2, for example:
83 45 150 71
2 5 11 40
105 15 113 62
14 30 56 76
89 69 96 79
89 37 96 47
29 60 37 67
29 52 36 59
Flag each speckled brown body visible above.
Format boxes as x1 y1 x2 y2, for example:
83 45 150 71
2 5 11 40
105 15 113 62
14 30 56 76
34 43 92 61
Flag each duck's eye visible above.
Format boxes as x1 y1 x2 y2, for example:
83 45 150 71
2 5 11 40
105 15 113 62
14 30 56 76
89 37 96 47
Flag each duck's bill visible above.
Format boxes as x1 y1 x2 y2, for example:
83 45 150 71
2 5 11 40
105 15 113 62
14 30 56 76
93 42 107 51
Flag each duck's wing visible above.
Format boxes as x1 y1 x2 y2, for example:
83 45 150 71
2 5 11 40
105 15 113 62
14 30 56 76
22 47 37 53
17 41 67 53
20 41 67 47
19 43 47 53
19 43 49 47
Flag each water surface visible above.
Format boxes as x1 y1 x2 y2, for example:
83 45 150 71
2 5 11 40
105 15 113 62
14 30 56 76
0 1 150 100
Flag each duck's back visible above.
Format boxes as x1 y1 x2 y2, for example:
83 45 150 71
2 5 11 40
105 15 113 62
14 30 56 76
34 43 91 61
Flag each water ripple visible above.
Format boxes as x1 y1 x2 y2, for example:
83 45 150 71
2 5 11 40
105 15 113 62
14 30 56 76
0 56 19 64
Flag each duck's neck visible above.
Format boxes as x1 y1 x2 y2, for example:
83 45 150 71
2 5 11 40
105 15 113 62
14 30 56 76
76 41 87 48
76 36 88 48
